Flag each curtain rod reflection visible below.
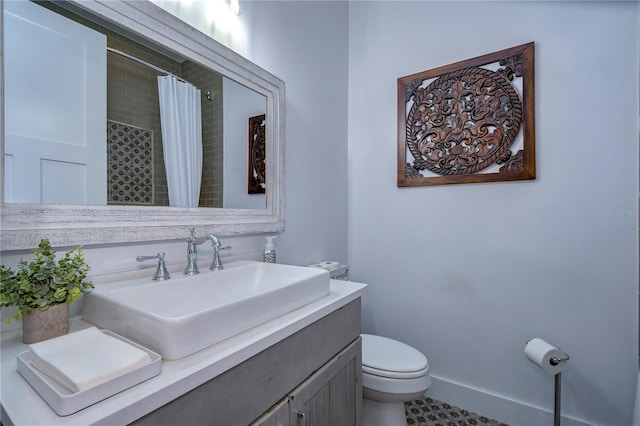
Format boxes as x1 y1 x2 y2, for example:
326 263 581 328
106 47 213 101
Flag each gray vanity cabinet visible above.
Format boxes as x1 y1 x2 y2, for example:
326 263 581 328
254 337 362 426
288 338 361 426
252 398 290 426
132 299 362 426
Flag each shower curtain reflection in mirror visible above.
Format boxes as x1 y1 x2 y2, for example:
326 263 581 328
157 75 203 208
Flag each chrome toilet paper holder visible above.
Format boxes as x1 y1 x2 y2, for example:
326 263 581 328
549 353 570 366
525 339 570 426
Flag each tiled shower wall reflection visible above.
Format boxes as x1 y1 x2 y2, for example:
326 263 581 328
107 121 154 205
107 35 223 208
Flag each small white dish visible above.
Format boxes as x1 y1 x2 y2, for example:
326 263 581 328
17 330 162 416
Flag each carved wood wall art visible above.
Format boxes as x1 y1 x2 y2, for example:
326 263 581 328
248 114 266 194
397 42 535 187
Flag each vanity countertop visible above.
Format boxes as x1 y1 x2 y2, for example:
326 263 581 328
0 279 366 426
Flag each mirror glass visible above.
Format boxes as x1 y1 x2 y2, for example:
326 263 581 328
0 0 285 250
3 0 266 210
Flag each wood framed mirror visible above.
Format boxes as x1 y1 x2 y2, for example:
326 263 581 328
1 0 285 250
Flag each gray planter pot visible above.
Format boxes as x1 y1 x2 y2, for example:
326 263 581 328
22 302 69 344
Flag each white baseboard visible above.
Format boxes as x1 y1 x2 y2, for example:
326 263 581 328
426 375 592 426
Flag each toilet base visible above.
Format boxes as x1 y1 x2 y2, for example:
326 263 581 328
361 398 407 426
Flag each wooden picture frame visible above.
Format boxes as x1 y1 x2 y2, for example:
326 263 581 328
248 114 266 194
397 42 535 187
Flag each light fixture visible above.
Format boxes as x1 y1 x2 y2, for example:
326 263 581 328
228 0 240 16
205 0 240 30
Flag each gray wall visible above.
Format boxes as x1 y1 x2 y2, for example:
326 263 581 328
347 2 638 425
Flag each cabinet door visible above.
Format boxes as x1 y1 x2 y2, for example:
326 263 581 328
289 337 362 426
252 397 290 426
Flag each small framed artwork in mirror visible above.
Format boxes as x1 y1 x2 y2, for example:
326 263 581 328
248 114 266 194
397 42 535 187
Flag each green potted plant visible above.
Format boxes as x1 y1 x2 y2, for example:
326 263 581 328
1 239 94 343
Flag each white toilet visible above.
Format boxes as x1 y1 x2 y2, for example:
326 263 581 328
361 333 431 426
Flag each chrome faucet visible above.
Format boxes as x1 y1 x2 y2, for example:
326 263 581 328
184 228 210 275
208 233 231 271
184 228 232 274
136 252 171 281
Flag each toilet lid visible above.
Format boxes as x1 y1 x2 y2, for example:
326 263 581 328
361 334 429 379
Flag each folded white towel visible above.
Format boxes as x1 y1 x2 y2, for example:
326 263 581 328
28 327 151 393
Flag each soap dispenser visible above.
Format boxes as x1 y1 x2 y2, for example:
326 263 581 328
264 236 277 263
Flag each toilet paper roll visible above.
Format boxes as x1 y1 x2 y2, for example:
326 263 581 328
308 261 342 271
320 261 341 271
308 263 328 270
524 338 568 375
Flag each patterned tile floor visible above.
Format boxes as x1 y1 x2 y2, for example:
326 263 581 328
405 397 509 426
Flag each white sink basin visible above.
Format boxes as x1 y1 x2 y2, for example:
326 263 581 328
83 261 330 360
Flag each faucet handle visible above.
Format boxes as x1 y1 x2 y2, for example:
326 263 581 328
136 252 171 281
210 245 231 271
212 245 232 256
